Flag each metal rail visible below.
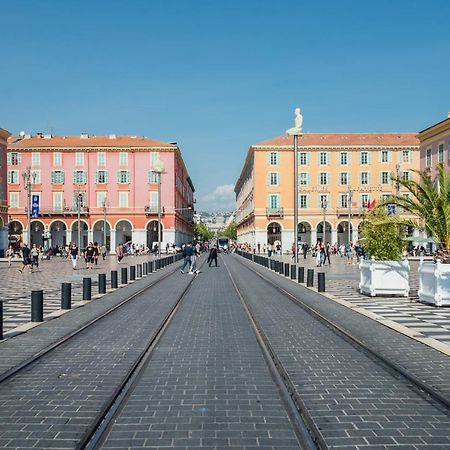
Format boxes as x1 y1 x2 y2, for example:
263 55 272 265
223 257 323 450
0 258 182 385
234 253 450 413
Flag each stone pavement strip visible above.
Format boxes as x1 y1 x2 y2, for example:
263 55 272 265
0 265 192 449
100 260 301 450
227 255 450 449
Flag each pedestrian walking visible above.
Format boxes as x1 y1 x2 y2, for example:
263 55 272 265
30 244 40 269
18 243 33 273
85 242 96 269
189 243 200 274
93 242 100 265
180 242 193 273
208 246 218 267
100 244 107 260
69 243 78 270
116 243 124 263
6 244 14 267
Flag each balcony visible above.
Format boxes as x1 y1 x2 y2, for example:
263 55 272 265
335 207 362 217
266 207 284 218
39 206 90 217
145 206 164 216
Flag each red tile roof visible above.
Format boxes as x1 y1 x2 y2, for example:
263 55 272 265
8 135 177 149
254 133 419 147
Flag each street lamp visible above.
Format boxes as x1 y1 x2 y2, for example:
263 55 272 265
347 186 353 244
321 197 328 244
102 196 108 248
75 185 84 255
22 167 37 247
152 158 165 260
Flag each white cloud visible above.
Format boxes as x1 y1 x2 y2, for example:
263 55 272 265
199 184 235 211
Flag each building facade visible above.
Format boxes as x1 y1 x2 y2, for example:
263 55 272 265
235 133 420 250
7 133 195 251
0 127 11 254
418 112 450 173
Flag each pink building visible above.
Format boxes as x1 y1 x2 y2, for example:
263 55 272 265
418 112 450 173
7 133 195 251
0 127 11 254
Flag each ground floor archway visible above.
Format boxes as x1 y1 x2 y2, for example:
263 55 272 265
93 220 111 249
146 220 163 251
316 221 332 244
71 220 89 247
116 220 133 246
31 220 45 247
50 220 67 248
298 221 312 245
267 222 281 246
337 221 353 245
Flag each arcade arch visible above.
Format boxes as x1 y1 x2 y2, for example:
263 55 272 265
267 222 282 246
146 220 164 250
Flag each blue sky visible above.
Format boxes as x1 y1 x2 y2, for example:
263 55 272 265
1 0 449 211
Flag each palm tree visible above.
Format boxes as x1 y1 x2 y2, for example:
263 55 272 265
378 163 450 263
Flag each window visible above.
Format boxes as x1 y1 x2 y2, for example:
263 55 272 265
319 194 329 208
150 191 159 209
319 152 328 165
319 172 328 185
402 171 411 181
75 152 84 166
148 171 159 184
402 150 411 163
299 172 309 185
268 172 279 185
360 152 369 165
339 172 349 185
426 148 432 167
381 171 390 184
53 152 62 166
150 152 160 166
438 144 444 163
299 194 308 209
97 152 106 166
360 172 369 185
268 194 279 209
10 192 19 208
32 170 41 184
96 170 108 184
8 152 21 166
73 170 87 184
119 152 128 166
381 150 389 163
361 194 370 208
53 192 63 212
7 170 19 184
119 192 129 208
340 152 348 165
339 193 348 208
299 152 308 165
31 152 40 166
51 170 65 184
97 191 107 208
117 170 130 184
269 152 279 165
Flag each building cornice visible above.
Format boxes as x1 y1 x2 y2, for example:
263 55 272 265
7 146 176 152
417 118 450 142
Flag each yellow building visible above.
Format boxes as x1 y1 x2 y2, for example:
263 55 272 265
235 133 420 250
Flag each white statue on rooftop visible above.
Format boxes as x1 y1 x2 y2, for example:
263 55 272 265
286 107 303 135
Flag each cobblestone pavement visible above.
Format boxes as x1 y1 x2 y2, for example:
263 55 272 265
227 255 450 449
0 254 160 334
267 253 450 347
101 258 301 450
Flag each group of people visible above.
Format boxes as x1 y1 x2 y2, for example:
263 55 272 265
68 242 107 270
179 241 221 274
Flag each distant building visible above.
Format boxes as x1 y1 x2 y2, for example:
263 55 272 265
235 133 420 249
418 112 450 173
7 133 195 251
0 127 11 254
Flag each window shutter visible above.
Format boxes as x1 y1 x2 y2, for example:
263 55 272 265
7 153 11 166
127 171 131 183
348 152 351 164
116 171 121 183
388 151 392 163
267 173 270 185
277 173 281 185
105 171 109 183
267 152 271 164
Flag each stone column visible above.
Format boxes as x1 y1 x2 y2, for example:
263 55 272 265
110 229 117 254
311 229 317 245
331 229 338 245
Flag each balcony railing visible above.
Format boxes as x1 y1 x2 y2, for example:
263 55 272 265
266 207 284 218
145 206 164 215
38 207 89 216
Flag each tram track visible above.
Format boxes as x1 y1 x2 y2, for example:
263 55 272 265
228 254 450 449
0 257 183 385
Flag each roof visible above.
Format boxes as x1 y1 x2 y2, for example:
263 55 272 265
8 134 178 149
254 133 420 147
417 117 450 141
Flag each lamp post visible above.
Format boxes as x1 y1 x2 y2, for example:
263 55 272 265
347 186 353 244
152 158 165 260
75 185 83 255
22 167 36 247
102 197 108 249
321 197 328 244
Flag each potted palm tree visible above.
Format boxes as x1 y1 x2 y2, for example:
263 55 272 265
379 164 450 306
359 208 409 296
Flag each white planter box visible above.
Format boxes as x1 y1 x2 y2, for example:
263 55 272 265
418 260 450 306
359 259 410 297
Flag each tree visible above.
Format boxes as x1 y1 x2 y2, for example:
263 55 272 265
219 221 237 240
193 223 213 242
378 164 450 262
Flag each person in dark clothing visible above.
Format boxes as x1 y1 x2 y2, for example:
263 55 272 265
208 246 218 267
180 243 193 273
19 243 33 273
302 243 308 259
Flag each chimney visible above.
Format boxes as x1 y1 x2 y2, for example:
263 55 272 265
80 133 89 139
109 134 116 139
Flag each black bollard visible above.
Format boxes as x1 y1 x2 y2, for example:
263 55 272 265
306 268 314 287
98 273 107 294
143 262 148 276
137 264 142 278
148 261 153 274
61 282 72 309
318 272 326 292
291 264 296 280
298 266 305 283
121 267 128 285
284 263 289 277
0 301 3 340
130 265 136 281
31 290 44 322
83 277 92 301
111 270 118 288
279 262 283 275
